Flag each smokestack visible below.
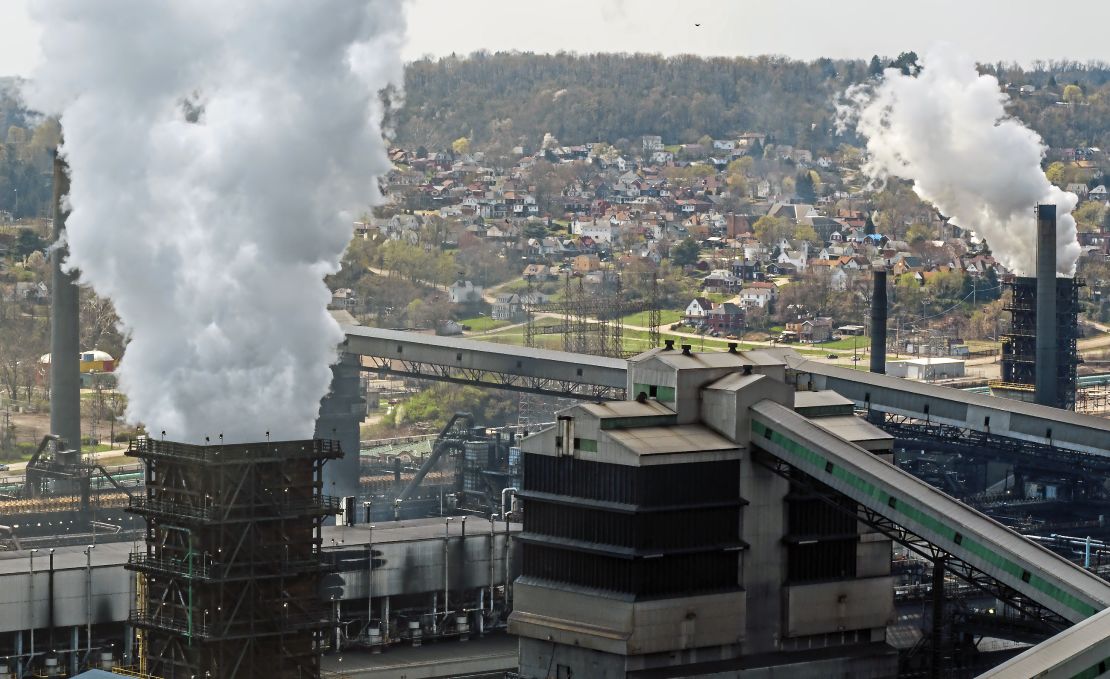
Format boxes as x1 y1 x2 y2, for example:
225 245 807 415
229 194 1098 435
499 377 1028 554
1035 205 1058 408
870 269 888 374
50 152 81 451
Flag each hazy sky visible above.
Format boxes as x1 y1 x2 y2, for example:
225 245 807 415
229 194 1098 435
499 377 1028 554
3 0 1110 77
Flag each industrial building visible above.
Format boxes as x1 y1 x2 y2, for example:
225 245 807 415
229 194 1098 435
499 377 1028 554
998 205 1083 410
999 275 1081 409
511 347 899 677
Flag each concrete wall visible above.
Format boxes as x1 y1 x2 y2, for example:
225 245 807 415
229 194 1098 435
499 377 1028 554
511 580 745 657
331 533 518 601
783 577 895 638
0 566 133 633
739 448 788 655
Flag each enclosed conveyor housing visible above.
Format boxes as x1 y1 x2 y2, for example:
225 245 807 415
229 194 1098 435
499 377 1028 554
749 399 1110 625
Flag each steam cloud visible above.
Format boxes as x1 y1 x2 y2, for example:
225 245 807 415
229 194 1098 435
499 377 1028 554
27 2 405 442
839 48 1080 276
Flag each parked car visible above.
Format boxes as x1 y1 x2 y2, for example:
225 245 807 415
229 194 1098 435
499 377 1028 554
827 354 838 359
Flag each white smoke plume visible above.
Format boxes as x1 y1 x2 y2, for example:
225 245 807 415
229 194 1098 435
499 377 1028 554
839 48 1080 277
26 2 405 442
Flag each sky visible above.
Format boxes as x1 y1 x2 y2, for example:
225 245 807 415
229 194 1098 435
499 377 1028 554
2 0 1110 78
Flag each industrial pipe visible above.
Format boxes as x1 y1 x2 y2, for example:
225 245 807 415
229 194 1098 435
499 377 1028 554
85 545 95 665
48 549 55 650
1035 204 1058 408
30 548 38 670
501 487 517 519
870 270 888 374
49 152 81 452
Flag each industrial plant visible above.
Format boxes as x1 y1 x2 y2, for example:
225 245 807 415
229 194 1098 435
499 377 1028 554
5 161 1110 679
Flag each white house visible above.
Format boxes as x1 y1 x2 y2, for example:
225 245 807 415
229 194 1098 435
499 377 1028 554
448 280 484 305
684 297 714 320
572 219 614 243
651 150 674 164
642 135 664 153
776 240 809 271
738 286 775 309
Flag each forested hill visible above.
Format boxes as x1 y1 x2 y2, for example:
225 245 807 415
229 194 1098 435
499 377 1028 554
394 52 1110 152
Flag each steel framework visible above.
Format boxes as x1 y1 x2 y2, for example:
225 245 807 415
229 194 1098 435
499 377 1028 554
1001 276 1082 410
876 414 1110 477
755 449 1069 632
126 437 343 679
360 354 625 402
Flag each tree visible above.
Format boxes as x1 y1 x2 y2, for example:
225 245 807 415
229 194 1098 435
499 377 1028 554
1074 201 1106 232
793 223 820 245
670 237 701 267
868 55 884 77
795 171 816 203
890 51 920 75
523 222 547 239
752 215 793 247
16 229 46 257
451 136 471 155
1103 203 1110 231
905 222 935 244
1063 84 1084 104
1045 161 1067 186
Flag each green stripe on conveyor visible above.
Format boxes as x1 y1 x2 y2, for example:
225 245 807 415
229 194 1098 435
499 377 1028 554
751 418 1099 620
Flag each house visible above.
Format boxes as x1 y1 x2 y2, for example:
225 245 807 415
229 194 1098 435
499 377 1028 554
702 269 742 293
329 288 357 310
572 254 602 273
448 280 484 305
522 264 551 281
706 302 744 333
776 240 809 271
642 135 664 153
15 281 49 301
492 293 524 321
1089 184 1108 200
738 283 776 309
786 316 833 343
684 297 714 322
572 219 614 243
651 150 674 165
1066 183 1089 198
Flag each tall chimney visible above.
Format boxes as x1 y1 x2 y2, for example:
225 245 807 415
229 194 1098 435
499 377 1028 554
870 269 887 374
1034 204 1058 408
50 151 81 451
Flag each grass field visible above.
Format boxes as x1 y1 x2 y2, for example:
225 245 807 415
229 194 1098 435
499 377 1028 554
460 315 512 332
621 309 684 327
816 335 871 350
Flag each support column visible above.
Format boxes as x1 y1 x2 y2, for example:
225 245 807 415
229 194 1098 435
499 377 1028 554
123 625 133 665
15 630 24 679
931 555 946 679
70 626 78 676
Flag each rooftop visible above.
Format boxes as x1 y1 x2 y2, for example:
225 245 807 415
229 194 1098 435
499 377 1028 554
605 424 738 456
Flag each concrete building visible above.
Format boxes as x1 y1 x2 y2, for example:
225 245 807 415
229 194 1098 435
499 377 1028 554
887 357 966 381
510 345 897 678
0 518 520 678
